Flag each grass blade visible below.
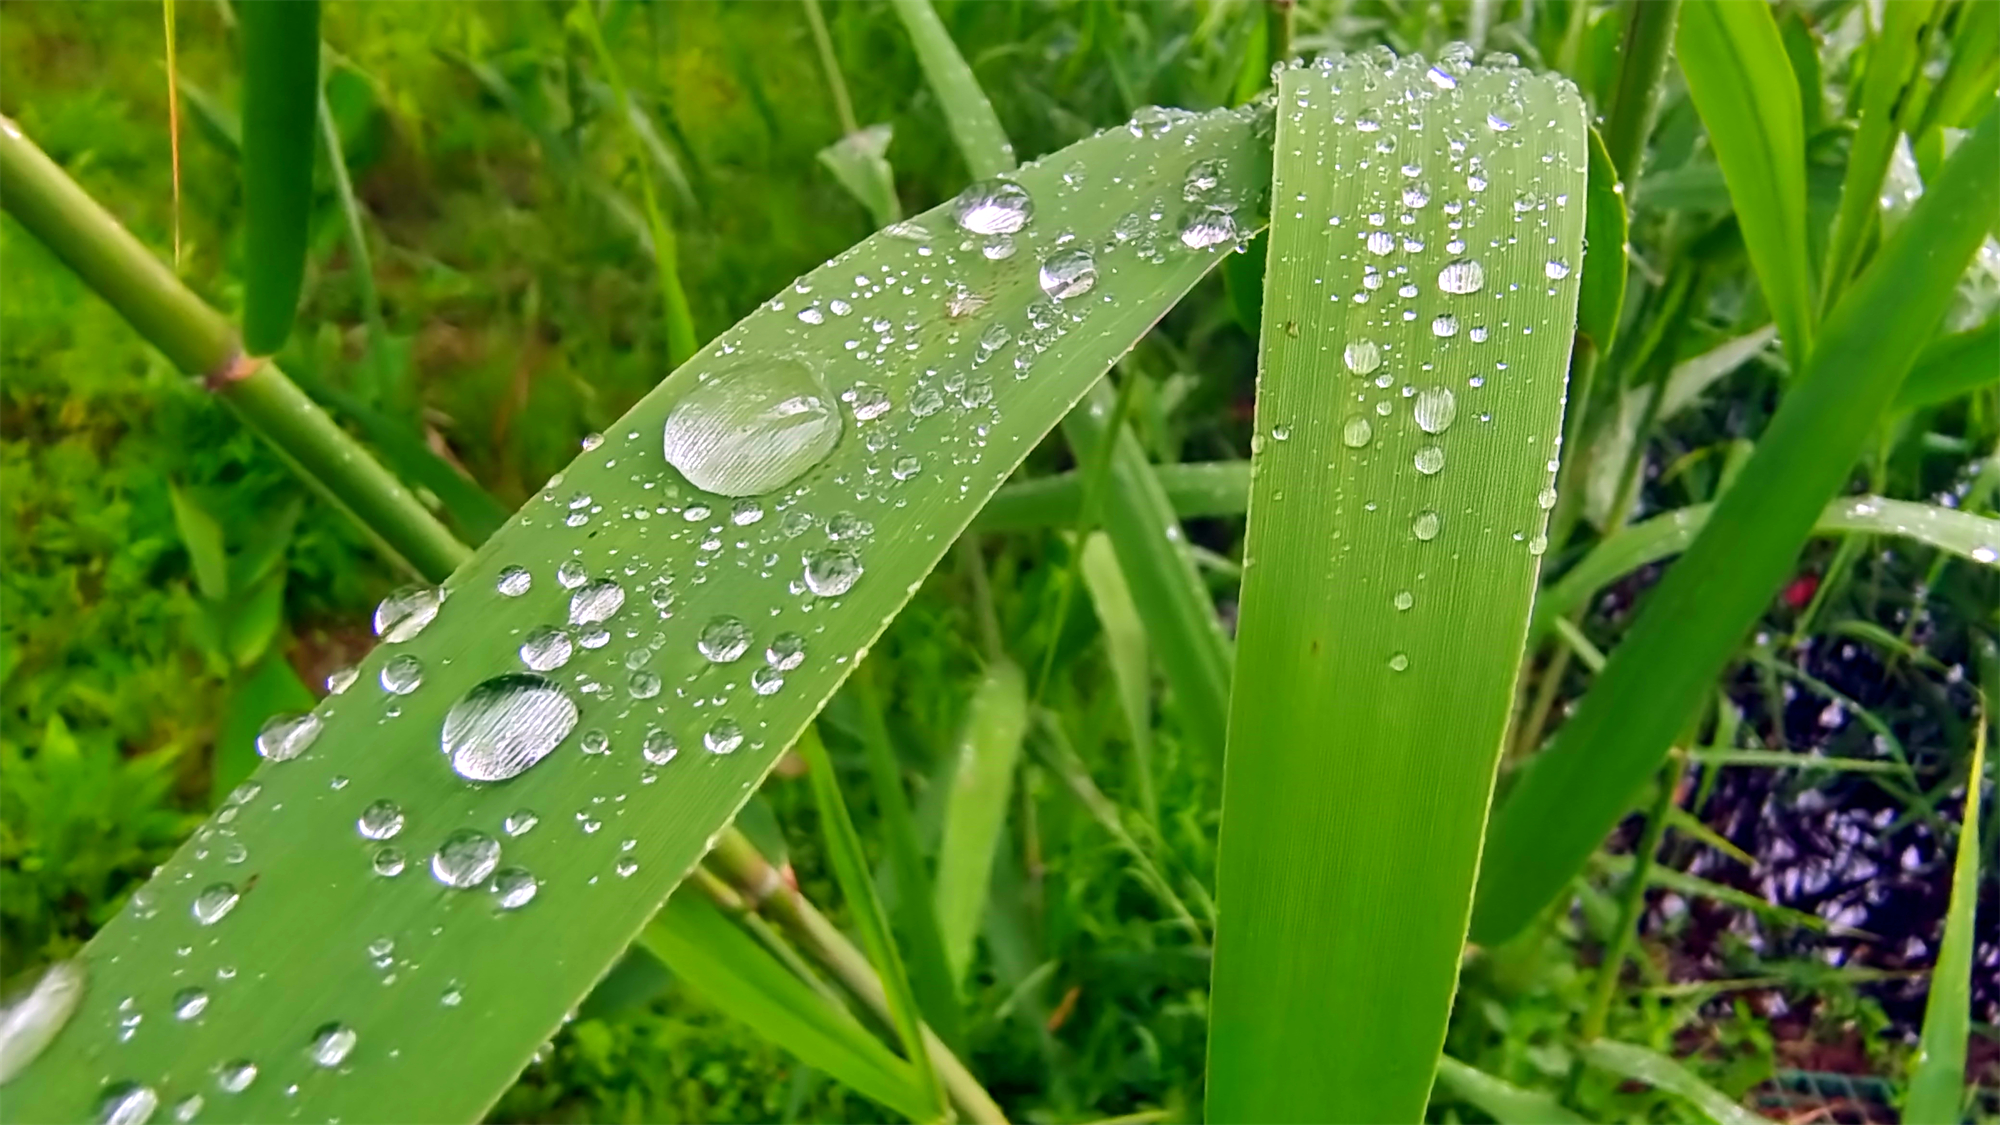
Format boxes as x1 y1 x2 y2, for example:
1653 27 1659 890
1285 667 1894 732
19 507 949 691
795 726 945 1117
1576 125 1627 355
975 461 1251 532
1674 0 1813 371
1473 108 2000 944
889 0 1016 178
1578 1040 1762 1125
639 889 933 1121
0 103 1273 1123
933 661 1029 985
1896 319 2000 413
237 0 319 356
1206 55 1585 1123
1079 532 1157 827
1903 726 1986 1125
818 124 904 229
1433 1056 1589 1125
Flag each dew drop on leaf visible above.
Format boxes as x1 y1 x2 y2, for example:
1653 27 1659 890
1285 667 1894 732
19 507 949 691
698 616 752 663
1412 510 1442 541
662 356 842 497
430 830 501 890
256 712 322 762
440 673 580 783
496 566 531 597
641 729 678 766
356 799 404 841
765 632 806 670
1414 446 1445 475
803 549 863 597
556 560 589 590
216 1060 257 1094
97 1082 159 1125
191 884 239 926
380 655 424 695
704 719 745 755
373 586 443 643
0 959 84 1083
951 179 1033 235
1436 260 1484 294
1341 415 1373 448
308 1022 357 1068
1038 248 1098 300
1343 339 1382 375
491 867 538 910
1413 388 1457 434
504 809 540 837
520 627 574 673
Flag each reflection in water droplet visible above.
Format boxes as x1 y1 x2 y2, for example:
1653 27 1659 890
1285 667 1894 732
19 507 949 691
751 667 786 696
431 830 501 890
492 867 539 910
766 632 806 670
556 560 588 589
192 884 239 926
520 627 574 672
1437 260 1484 294
1180 205 1240 249
699 616 753 662
705 719 745 755
357 800 405 841
1341 415 1373 448
308 1022 357 1068
441 982 464 1008
581 729 610 756
1414 446 1445 475
615 858 639 878
568 579 625 627
803 549 863 597
97 1083 158 1125
441 674 581 783
663 357 842 497
1343 340 1382 375
952 179 1033 235
374 586 443 643
496 567 532 597
0 960 85 1084
327 666 359 695
504 810 540 837
1414 388 1457 434
1529 534 1549 556
1365 230 1396 255
380 655 424 695
1412 510 1441 541
642 729 678 766
216 1060 257 1094
256 712 322 762
629 671 662 700
1038 249 1098 300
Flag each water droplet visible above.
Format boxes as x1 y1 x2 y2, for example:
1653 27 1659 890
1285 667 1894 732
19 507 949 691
578 627 610 650
327 666 359 695
615 857 639 878
357 799 405 841
847 384 892 422
520 627 574 672
1437 260 1484 294
171 1095 202 1123
0 960 85 1083
441 673 581 783
705 719 744 755
1343 339 1382 375
496 566 532 597
1271 425 1291 442
556 560 589 589
980 234 1016 260
308 1022 357 1068
1528 533 1549 556
441 982 464 1008
580 729 610 757
1183 159 1222 199
1365 230 1396 256
1971 544 1997 564
1412 510 1441 540
1545 258 1571 280
1180 205 1240 249
372 846 406 877
431 829 501 890
892 455 922 481
1486 111 1513 132
504 809 540 837
374 586 443 643
1538 487 1559 510
1341 415 1373 448
568 579 626 627
580 432 604 451
216 1060 257 1094
697 616 752 662
1432 314 1460 338
952 179 1033 235
256 712 322 762
379 655 424 696
641 729 678 765
98 1082 159 1124
663 356 841 497
803 549 862 597
1414 388 1457 434
628 670 662 700
492 867 539 910
765 632 806 670
191 884 239 926
751 666 786 695
1394 591 1414 611
1389 652 1411 672
1414 446 1445 475
1038 248 1098 300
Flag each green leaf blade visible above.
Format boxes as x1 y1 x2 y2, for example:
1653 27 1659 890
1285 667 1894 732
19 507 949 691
1904 732 1985 1125
1206 57 1585 1123
237 0 320 357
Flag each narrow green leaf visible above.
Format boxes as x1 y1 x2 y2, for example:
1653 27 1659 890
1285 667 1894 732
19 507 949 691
1474 108 2000 944
1577 126 1627 354
976 460 1250 532
1207 56 1585 1124
1579 1040 1763 1125
167 482 230 601
795 726 945 1117
639 892 933 1122
1904 729 1985 1125
889 0 1016 178
237 0 320 356
1079 532 1156 826
1687 749 1901 775
1822 0 1938 313
934 661 1029 984
1895 319 2000 412
1675 0 1813 371
819 125 904 229
0 105 1274 1123
1433 1056 1589 1124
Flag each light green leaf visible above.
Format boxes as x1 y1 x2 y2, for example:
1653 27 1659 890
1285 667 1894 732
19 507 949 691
1433 1056 1589 1124
933 661 1028 985
1904 729 1985 1125
167 482 230 601
889 0 1016 178
819 124 903 229
1579 1039 1763 1125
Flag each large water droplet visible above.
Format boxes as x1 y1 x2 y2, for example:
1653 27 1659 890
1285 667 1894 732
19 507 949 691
431 830 501 890
1343 339 1382 375
662 357 841 497
1414 388 1457 434
374 586 443 643
357 799 405 841
496 567 532 597
568 579 626 626
97 1082 159 1125
256 712 322 762
751 667 785 695
1180 205 1240 249
1341 415 1373 448
0 959 85 1084
1414 446 1445 475
803 549 862 597
1038 249 1098 300
441 674 580 783
380 655 424 695
1437 260 1484 294
191 884 239 926
308 1022 357 1068
1412 510 1442 541
520 627 574 672
1365 230 1395 256
952 179 1033 235
704 719 744 755
216 1060 257 1094
492 867 539 910
698 616 752 662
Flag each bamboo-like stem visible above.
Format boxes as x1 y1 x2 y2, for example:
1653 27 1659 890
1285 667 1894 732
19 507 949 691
709 828 1009 1125
0 116 470 583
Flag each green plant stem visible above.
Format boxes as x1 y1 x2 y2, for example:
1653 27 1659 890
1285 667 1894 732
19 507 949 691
959 536 1005 663
316 85 392 400
802 0 860 137
707 829 1008 1125
0 116 469 583
1266 0 1295 68
1580 751 1688 1042
1601 0 1682 194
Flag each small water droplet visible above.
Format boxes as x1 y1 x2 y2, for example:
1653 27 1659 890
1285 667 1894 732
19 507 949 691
663 356 841 498
1180 205 1240 249
171 1094 202 1123
1389 652 1411 672
520 627 574 672
1365 230 1396 256
1545 258 1571 280
308 1022 357 1068
568 579 625 627
380 655 424 695
803 549 862 597
1529 534 1549 556
441 674 581 783
1437 260 1484 294
256 712 323 762
492 867 539 910
705 719 744 755
504 809 540 836
1394 591 1414 611
892 455 921 481
628 670 662 700
1270 425 1291 442
581 729 610 756
1538 487 1559 510
952 179 1033 235
1341 415 1373 448
1431 314 1459 337
765 632 806 670
191 884 239 926
372 847 406 877
751 666 786 696
1412 510 1441 540
0 960 85 1083
327 666 359 695
556 560 589 589
216 1060 257 1094
642 729 678 765
431 830 501 890
374 586 443 643
441 982 464 1008
496 566 532 597
615 857 639 878
1038 248 1098 300
97 1083 158 1125
357 799 405 841
1414 446 1445 475
1414 388 1457 434
698 616 752 662
1343 339 1382 375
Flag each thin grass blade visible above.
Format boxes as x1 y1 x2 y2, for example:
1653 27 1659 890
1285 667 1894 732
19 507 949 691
1895 319 2000 413
0 104 1274 1123
889 0 1016 178
819 124 904 228
1206 55 1585 1123
1903 727 1986 1125
1578 1040 1762 1125
237 0 319 356
974 461 1251 532
1433 1057 1589 1125
933 661 1029 984
1576 125 1627 355
1674 1 1813 371
1079 532 1157 827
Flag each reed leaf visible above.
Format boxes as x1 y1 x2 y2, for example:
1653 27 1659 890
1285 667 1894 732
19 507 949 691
1903 727 1986 1125
236 0 319 356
